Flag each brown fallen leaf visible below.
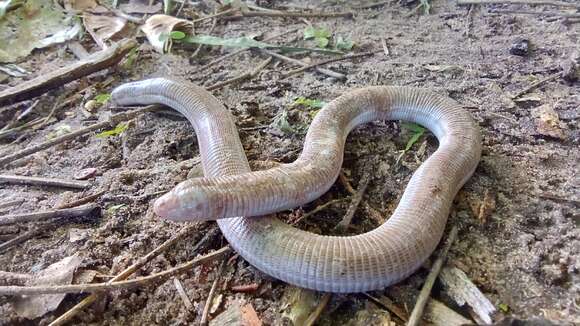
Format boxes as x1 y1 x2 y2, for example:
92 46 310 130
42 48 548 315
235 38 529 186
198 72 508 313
210 302 262 326
531 105 567 140
120 0 162 14
469 190 496 224
141 14 194 52
63 0 98 11
83 14 128 49
13 255 83 319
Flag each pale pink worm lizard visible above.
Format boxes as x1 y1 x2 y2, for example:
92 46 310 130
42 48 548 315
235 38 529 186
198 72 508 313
112 78 481 292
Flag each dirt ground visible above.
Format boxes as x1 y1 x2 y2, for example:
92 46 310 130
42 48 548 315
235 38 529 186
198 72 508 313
0 0 579 325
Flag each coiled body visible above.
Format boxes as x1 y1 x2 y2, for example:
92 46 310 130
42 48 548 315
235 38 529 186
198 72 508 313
112 78 481 292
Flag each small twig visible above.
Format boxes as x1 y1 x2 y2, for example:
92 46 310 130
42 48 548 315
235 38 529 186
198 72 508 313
0 203 98 226
0 199 24 210
335 169 371 231
261 49 346 79
283 51 376 78
293 198 350 225
0 105 158 167
173 278 194 311
206 57 272 91
0 174 90 189
511 72 562 99
230 283 260 293
339 172 385 223
304 293 332 326
49 225 219 325
352 1 390 9
487 8 580 18
0 227 44 253
15 99 40 121
238 9 353 19
200 258 227 326
407 226 459 326
0 39 137 107
0 246 231 296
0 118 45 140
191 8 236 23
363 293 409 322
539 193 580 206
0 271 30 286
193 29 297 73
457 0 580 8
381 39 390 56
191 7 220 58
56 190 106 209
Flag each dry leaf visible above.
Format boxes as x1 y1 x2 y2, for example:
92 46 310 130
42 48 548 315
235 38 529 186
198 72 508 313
0 0 82 63
62 0 98 11
210 302 262 326
13 255 83 319
141 14 193 52
120 0 162 14
83 14 128 49
531 105 567 140
469 190 496 224
424 64 464 75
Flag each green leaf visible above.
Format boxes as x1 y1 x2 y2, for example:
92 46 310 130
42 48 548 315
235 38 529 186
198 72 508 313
402 122 426 134
404 128 425 151
96 123 128 138
107 203 126 214
335 36 354 51
498 303 509 313
303 26 330 40
316 37 329 48
293 97 326 109
94 93 111 105
170 30 186 40
46 124 72 140
181 35 343 55
273 110 295 134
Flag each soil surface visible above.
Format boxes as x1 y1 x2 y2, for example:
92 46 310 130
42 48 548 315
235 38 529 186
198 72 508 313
0 0 579 325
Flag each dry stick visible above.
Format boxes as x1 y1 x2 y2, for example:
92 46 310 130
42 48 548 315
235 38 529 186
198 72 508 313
363 293 409 322
173 278 194 311
193 29 297 73
260 49 345 79
191 8 236 23
511 72 562 99
56 190 106 209
283 51 377 78
239 10 354 18
206 57 272 91
488 8 580 17
0 271 30 286
0 105 158 167
0 246 231 296
191 8 220 58
352 1 390 9
456 0 580 8
304 293 332 326
0 203 98 226
0 174 90 190
0 227 44 253
0 39 137 107
336 170 371 230
200 259 227 326
293 197 351 225
0 118 45 140
49 225 219 326
339 172 385 223
407 226 459 326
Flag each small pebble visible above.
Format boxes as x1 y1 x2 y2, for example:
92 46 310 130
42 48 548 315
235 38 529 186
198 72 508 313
74 168 97 180
510 38 531 56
